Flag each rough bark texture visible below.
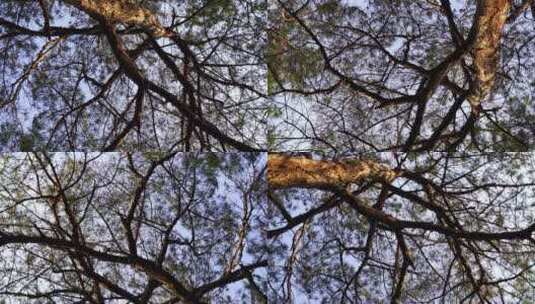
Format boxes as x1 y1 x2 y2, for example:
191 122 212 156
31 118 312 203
267 154 399 190
468 0 511 114
267 155 535 243
63 0 169 37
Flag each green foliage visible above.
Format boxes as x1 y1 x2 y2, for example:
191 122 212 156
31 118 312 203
189 0 236 26
267 41 323 90
266 129 277 149
19 117 44 151
0 153 267 302
0 122 20 149
205 152 222 172
317 0 339 14
265 106 282 118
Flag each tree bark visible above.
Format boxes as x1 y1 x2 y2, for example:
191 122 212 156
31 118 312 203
267 154 399 190
267 154 535 242
63 0 169 37
467 0 511 114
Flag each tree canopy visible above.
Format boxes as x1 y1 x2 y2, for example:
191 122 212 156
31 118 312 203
3 152 535 303
0 0 267 151
2 0 535 303
268 0 535 154
267 152 535 303
2 0 535 152
0 152 268 303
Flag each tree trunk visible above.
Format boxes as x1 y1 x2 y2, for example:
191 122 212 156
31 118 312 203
267 154 399 190
468 0 511 114
63 0 169 37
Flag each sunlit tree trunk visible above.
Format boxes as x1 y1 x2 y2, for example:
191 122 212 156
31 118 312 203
63 0 169 37
267 154 399 189
468 0 511 114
